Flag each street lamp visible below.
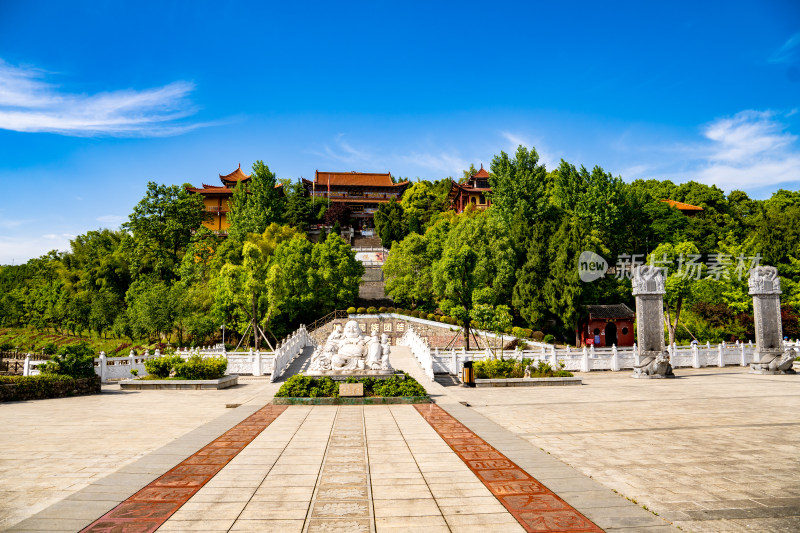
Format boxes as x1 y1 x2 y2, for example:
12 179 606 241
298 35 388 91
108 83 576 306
221 324 226 350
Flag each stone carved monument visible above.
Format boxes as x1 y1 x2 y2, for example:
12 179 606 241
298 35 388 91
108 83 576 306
307 320 393 375
632 265 674 378
749 266 795 374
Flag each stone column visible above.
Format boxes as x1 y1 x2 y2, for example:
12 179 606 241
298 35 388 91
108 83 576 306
631 265 674 378
749 266 794 374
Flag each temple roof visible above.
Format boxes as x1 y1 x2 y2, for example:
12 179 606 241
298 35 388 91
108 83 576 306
661 199 703 212
472 164 490 179
313 171 404 188
219 164 251 185
585 304 634 319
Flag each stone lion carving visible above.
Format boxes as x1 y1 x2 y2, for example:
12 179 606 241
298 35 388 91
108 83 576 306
633 351 674 378
749 265 781 295
750 349 796 374
308 320 392 374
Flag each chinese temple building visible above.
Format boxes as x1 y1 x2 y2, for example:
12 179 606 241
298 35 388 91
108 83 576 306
661 199 703 216
185 164 282 235
447 164 492 213
301 171 410 232
578 304 635 347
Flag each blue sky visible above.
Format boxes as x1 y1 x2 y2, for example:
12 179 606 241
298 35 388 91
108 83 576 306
1 0 799 264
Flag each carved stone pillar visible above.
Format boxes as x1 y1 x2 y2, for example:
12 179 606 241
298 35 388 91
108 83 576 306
632 265 674 378
749 266 794 374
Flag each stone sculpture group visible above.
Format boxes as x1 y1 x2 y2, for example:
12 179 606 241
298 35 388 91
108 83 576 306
308 320 393 375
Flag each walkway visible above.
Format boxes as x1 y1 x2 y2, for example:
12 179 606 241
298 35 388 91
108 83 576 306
5 345 797 532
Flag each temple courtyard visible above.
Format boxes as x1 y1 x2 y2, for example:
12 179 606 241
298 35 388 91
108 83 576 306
1 347 799 532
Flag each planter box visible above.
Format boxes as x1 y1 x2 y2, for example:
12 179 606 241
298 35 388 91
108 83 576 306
0 375 101 402
272 396 430 405
120 375 238 390
475 377 582 387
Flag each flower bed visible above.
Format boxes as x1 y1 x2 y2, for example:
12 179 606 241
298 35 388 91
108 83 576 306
473 358 573 379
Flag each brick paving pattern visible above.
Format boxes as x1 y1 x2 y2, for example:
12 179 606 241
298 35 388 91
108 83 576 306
79 405 287 533
416 403 603 533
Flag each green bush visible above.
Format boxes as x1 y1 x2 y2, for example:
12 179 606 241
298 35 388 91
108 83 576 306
275 373 427 398
0 341 13 351
143 355 184 378
0 374 100 402
543 334 555 344
174 355 227 380
367 306 378 314
347 306 356 314
378 306 387 313
42 341 58 355
357 307 367 314
427 313 436 321
275 375 339 397
473 358 573 379
387 307 396 313
531 330 543 341
511 327 526 338
38 342 95 379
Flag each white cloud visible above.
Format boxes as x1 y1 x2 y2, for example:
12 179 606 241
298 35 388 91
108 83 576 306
770 31 800 64
96 215 126 226
0 59 208 136
0 234 72 265
695 110 800 189
500 131 559 170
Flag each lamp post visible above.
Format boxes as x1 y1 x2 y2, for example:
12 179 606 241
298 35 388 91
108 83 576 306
221 324 226 350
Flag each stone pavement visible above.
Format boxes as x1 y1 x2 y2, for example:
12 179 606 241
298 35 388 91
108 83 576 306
443 366 800 533
6 346 795 532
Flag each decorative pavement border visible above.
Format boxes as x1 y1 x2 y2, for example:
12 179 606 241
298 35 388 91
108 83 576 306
415 403 603 533
78 404 287 533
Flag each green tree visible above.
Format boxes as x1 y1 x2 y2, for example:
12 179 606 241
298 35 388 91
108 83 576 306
383 233 434 308
284 181 315 231
489 146 551 226
123 182 207 281
647 241 703 345
374 199 407 248
227 161 284 241
309 233 364 314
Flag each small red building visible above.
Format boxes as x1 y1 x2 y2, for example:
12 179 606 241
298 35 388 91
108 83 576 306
578 304 635 347
447 165 492 213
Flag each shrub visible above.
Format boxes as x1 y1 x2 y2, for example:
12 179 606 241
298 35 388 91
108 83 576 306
387 307 396 313
410 310 419 318
275 373 427 398
347 306 357 314
357 307 367 314
427 313 436 321
530 330 542 340
473 358 573 379
0 374 100 402
366 306 378 314
543 334 555 344
143 355 183 378
511 327 526 338
39 342 95 379
0 341 13 351
42 342 58 355
174 355 227 380
378 306 387 313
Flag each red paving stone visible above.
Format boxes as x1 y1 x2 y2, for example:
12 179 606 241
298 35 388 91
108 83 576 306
80 405 287 533
415 403 603 533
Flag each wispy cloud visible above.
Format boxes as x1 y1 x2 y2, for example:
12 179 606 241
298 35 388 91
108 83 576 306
96 215 126 226
314 135 470 177
770 31 800 63
695 110 800 189
500 131 559 170
0 59 208 136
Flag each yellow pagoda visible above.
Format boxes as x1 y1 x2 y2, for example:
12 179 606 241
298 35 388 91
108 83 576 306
185 164 252 234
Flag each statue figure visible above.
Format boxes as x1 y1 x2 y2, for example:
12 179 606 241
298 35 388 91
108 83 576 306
308 320 393 374
633 351 675 378
749 265 781 295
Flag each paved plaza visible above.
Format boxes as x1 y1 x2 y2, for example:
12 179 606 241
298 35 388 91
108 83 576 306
1 347 798 532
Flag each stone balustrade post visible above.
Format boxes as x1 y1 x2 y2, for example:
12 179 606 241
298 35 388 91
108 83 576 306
590 344 596 359
99 351 107 383
550 346 557 368
612 344 619 371
581 346 589 372
740 342 747 366
23 354 30 376
633 342 639 366
254 349 262 376
692 343 700 368
718 343 725 367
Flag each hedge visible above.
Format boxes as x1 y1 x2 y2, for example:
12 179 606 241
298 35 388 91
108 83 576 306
0 375 101 402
